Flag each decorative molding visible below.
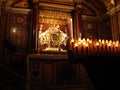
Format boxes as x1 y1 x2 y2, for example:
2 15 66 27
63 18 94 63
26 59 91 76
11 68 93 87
16 16 25 24
39 0 73 5
39 9 72 19
5 7 32 14
39 18 67 25
82 15 100 21
107 4 120 15
72 0 84 3
39 2 74 12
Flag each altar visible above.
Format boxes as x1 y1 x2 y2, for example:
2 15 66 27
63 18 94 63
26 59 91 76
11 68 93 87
27 53 68 60
26 53 95 90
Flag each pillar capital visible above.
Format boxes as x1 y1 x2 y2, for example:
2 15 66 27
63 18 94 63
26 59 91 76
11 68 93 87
33 2 39 8
73 0 84 3
73 0 83 12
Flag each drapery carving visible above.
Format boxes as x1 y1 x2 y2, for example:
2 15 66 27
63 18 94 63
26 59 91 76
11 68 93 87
39 18 67 25
39 10 71 19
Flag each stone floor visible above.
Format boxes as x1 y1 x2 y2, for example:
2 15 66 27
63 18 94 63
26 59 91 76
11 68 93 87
0 61 95 90
0 61 26 90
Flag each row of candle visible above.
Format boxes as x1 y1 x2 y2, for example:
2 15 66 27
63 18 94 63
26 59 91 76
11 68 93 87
70 38 120 56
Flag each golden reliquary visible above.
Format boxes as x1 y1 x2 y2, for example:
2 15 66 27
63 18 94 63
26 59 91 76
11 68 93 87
38 24 68 52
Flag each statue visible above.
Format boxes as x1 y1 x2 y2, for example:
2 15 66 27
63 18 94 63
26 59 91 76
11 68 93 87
38 24 68 51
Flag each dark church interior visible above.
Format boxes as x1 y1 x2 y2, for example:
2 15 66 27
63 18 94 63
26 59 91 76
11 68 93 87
0 0 120 90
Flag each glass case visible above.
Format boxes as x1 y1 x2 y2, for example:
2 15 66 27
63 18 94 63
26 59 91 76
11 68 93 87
38 24 68 53
37 10 73 53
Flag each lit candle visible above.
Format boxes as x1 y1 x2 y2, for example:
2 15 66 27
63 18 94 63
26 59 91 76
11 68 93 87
78 39 82 56
88 39 93 55
116 45 118 55
75 43 78 55
101 39 105 55
93 40 96 55
108 43 111 55
96 42 99 55
71 39 74 50
105 40 108 55
85 43 88 56
116 40 119 55
110 42 113 55
82 38 86 56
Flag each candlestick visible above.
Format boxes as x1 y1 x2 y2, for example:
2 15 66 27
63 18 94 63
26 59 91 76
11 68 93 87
78 43 82 56
95 42 99 55
85 44 88 56
70 39 74 51
75 43 78 55
88 40 92 55
81 45 84 56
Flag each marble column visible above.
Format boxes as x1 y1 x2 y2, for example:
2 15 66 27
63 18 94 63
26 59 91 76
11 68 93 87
32 2 39 52
73 3 83 40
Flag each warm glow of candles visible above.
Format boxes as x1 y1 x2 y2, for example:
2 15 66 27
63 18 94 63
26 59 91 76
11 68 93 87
98 39 101 42
71 39 74 42
108 43 111 46
109 40 112 44
82 38 85 42
115 44 118 47
70 38 74 50
96 42 99 46
113 41 115 45
85 43 88 47
105 40 108 44
89 39 92 43
12 28 16 33
70 38 120 56
116 40 119 44
75 43 78 47
78 38 82 45
85 43 88 56
74 42 78 55
78 41 81 45
86 38 89 42
102 39 105 44
78 38 81 41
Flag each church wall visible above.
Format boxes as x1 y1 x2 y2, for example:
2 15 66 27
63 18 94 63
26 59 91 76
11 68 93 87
0 0 118 62
1 8 32 63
